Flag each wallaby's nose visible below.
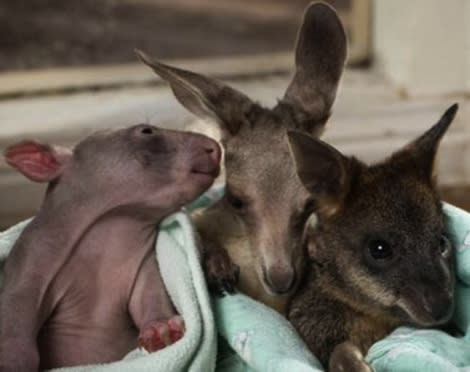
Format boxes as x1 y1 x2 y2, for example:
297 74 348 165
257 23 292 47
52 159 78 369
426 292 453 322
264 265 296 295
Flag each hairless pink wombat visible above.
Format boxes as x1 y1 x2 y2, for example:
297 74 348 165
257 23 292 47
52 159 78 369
0 124 220 371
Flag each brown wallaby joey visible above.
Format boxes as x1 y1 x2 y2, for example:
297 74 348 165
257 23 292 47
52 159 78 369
287 104 458 371
136 1 347 313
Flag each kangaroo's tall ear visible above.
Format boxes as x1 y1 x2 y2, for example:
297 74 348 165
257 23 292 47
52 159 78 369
391 103 458 182
279 2 347 134
4 141 72 182
136 49 255 138
287 130 350 215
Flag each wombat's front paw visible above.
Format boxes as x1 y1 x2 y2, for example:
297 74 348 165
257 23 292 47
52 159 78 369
139 315 185 352
203 249 240 295
329 342 372 372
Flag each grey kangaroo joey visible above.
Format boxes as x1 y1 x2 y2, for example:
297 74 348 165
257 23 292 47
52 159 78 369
136 1 347 314
287 104 458 371
0 125 221 371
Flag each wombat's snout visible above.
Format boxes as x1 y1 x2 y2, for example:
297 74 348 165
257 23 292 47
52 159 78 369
263 265 297 295
188 136 221 177
201 139 221 170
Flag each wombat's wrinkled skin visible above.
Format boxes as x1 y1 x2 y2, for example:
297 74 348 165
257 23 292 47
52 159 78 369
287 105 458 371
0 125 220 371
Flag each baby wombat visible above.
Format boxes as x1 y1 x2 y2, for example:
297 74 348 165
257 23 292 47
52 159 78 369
0 125 220 371
287 104 458 371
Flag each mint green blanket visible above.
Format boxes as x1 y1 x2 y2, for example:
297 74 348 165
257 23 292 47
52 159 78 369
1 190 470 371
197 190 470 372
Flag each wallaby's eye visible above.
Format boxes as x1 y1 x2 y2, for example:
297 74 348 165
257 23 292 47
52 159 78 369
226 190 244 211
439 235 451 257
368 239 393 261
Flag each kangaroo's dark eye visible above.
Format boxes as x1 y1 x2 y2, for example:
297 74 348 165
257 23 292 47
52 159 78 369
368 239 393 261
226 190 244 210
439 235 451 257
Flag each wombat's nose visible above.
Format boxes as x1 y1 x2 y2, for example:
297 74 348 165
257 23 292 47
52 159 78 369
188 136 221 176
203 140 221 165
264 265 296 294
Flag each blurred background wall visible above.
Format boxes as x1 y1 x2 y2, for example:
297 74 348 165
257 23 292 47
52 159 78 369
1 0 469 228
374 0 470 97
0 0 363 70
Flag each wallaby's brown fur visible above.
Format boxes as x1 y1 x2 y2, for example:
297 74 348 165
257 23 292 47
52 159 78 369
287 104 458 371
137 2 347 313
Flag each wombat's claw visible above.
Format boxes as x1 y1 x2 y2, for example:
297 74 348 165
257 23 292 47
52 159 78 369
139 316 185 352
329 342 372 372
204 250 240 296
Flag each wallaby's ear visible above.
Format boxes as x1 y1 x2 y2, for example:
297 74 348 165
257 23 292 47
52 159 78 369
392 103 458 181
280 2 347 134
4 141 71 182
136 49 254 138
287 130 349 214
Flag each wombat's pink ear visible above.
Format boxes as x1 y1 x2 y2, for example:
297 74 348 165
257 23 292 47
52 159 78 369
3 141 72 182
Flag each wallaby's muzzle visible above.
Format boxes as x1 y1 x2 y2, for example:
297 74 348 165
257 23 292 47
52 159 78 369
427 292 454 322
396 285 454 325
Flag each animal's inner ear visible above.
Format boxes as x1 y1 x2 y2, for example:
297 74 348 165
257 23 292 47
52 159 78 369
287 130 349 214
136 49 254 138
391 103 458 181
279 2 347 134
4 141 71 182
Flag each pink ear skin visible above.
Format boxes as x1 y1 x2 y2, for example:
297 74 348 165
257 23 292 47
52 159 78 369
3 141 70 182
